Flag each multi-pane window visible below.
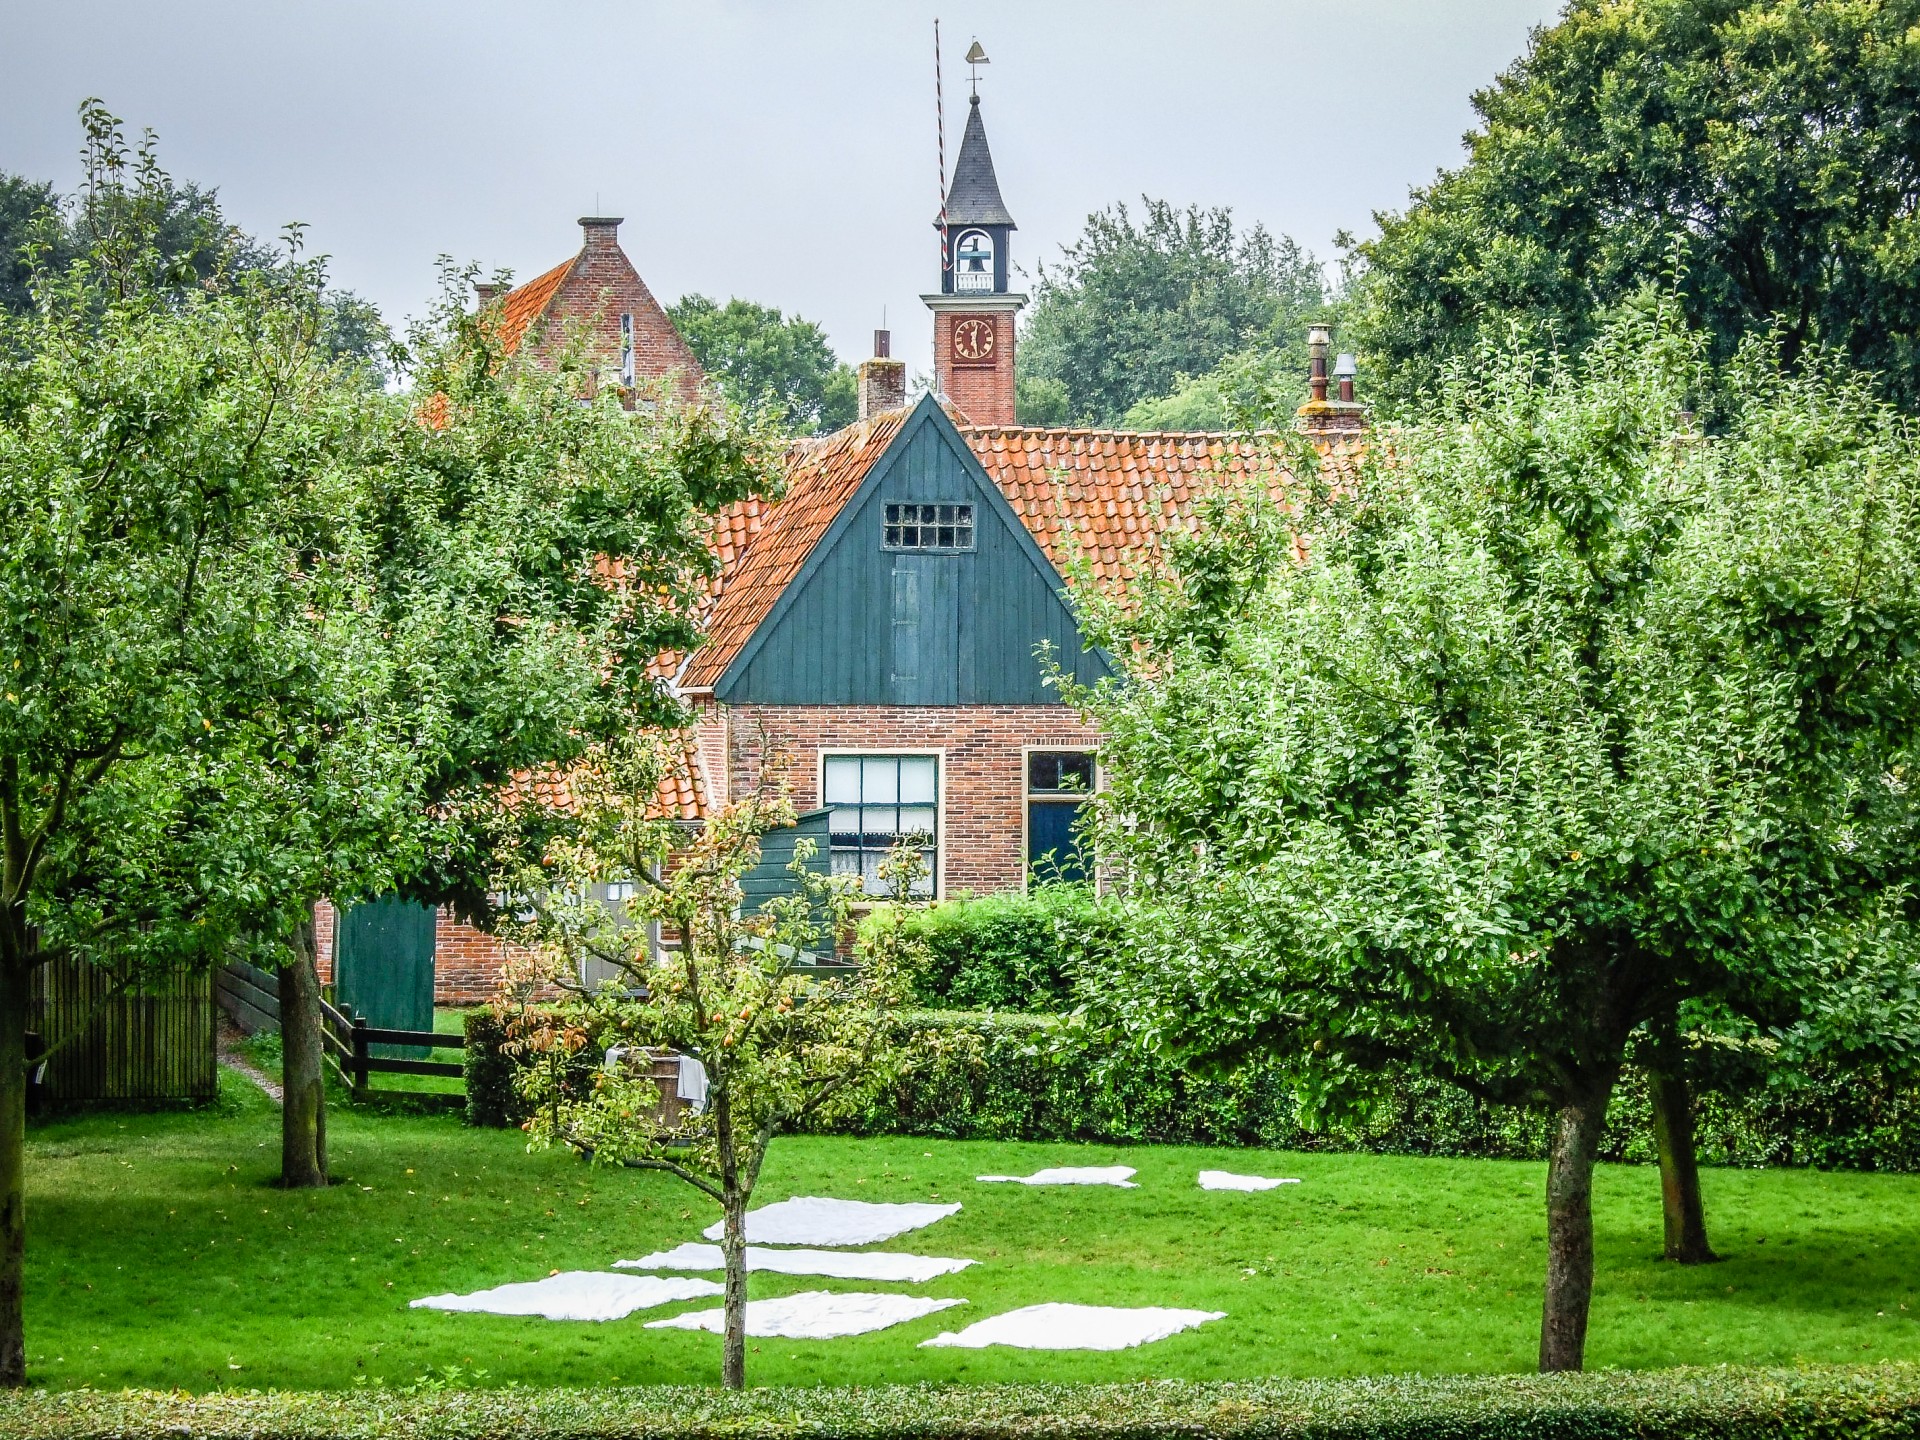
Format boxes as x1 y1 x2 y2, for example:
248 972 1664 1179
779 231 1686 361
824 754 937 898
884 502 974 551
1027 751 1095 886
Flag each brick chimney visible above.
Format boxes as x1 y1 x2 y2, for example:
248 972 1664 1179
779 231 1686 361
578 216 624 251
1296 324 1367 436
858 329 907 421
474 280 505 308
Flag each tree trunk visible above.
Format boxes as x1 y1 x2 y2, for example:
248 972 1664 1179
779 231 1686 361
1539 1082 1614 1373
1649 1062 1716 1264
0 956 27 1386
278 912 328 1189
720 1184 748 1391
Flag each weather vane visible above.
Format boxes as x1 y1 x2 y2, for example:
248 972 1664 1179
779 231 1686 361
965 40 988 98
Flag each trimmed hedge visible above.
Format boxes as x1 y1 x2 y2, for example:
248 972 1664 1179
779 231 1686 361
809 1012 1920 1172
466 1008 1920 1171
11 1365 1920 1439
881 886 1121 1011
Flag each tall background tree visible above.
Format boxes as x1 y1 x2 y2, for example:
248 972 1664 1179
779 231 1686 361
1348 0 1920 413
1017 198 1332 428
1070 307 1920 1372
667 294 857 435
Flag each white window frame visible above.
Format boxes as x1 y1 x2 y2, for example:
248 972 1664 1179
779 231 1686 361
1020 745 1099 893
954 230 994 292
619 312 635 386
818 748 946 901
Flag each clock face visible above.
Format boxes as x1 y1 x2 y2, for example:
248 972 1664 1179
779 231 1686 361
951 317 996 364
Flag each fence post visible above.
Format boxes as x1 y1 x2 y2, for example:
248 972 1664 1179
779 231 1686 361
351 1016 370 1101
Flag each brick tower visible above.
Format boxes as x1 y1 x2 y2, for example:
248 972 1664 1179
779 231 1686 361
923 92 1023 426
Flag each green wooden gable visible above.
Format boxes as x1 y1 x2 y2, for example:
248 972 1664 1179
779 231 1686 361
714 397 1109 705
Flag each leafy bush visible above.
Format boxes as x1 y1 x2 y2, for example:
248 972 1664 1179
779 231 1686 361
805 1012 1920 1172
13 1365 1920 1437
874 885 1120 1011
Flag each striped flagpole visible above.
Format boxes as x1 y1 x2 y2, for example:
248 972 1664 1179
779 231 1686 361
935 18 949 276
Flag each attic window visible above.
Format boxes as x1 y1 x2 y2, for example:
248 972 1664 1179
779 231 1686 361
619 313 634 386
885 503 974 551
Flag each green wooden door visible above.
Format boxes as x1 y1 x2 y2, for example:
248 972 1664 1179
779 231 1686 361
334 896 436 1057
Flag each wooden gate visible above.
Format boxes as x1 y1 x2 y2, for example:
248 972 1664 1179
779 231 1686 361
30 958 217 1102
334 896 437 1057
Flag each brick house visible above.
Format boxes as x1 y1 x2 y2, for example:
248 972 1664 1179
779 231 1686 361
323 95 1362 1007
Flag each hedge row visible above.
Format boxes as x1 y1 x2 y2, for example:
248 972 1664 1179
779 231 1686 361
13 1366 1920 1439
810 1013 1920 1171
466 1008 1920 1171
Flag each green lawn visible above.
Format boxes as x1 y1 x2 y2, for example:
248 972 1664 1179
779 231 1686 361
27 1069 1920 1391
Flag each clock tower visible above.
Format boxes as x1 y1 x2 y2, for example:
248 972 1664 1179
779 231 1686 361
924 91 1023 426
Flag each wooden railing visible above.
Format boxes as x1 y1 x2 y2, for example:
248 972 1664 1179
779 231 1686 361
219 960 466 1109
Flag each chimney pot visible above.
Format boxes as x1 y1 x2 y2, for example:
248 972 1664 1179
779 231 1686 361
1307 324 1332 404
1334 353 1357 405
874 329 891 359
578 216 624 248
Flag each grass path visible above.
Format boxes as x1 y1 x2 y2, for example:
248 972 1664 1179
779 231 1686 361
27 1072 1920 1390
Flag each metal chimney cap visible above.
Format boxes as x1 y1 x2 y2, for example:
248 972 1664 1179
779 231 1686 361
1333 353 1358 378
1307 323 1333 347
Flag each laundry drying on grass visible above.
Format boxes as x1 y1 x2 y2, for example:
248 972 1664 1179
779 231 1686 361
921 1302 1225 1350
647 1291 967 1339
1197 1170 1301 1191
616 1242 975 1282
976 1166 1138 1187
410 1272 721 1322
702 1196 962 1246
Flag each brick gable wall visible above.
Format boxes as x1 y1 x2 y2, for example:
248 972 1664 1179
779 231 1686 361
726 703 1100 897
518 223 704 405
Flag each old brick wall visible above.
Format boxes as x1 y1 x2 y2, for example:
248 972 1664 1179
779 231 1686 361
931 309 1017 427
539 221 704 404
726 703 1101 897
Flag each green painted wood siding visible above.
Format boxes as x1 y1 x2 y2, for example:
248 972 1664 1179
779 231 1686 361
718 410 1108 705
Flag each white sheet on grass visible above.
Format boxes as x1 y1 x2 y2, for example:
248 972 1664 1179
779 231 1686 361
921 1302 1224 1351
975 1166 1138 1187
410 1272 721 1322
647 1291 966 1339
1197 1170 1300 1191
702 1196 961 1247
615 1242 975 1282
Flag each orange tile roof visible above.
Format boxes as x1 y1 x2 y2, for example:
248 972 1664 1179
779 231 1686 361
957 425 1307 587
679 412 1351 691
492 256 576 357
512 733 711 823
681 410 912 688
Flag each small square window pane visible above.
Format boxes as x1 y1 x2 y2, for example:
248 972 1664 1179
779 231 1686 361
897 805 936 837
898 756 937 803
824 756 862 805
862 760 899 805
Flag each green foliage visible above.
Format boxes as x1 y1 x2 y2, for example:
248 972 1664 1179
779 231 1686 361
1069 302 1920 1367
1349 0 1920 413
1018 198 1329 427
16 1364 1920 1436
872 886 1117 1011
1120 348 1310 432
1015 374 1071 427
668 293 857 434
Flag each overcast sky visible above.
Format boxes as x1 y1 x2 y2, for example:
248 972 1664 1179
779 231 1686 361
3 1 1564 370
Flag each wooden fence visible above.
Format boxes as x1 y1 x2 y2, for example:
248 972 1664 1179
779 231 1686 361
30 958 217 1103
218 960 465 1109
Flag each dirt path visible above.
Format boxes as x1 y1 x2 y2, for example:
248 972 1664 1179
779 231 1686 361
216 1016 283 1104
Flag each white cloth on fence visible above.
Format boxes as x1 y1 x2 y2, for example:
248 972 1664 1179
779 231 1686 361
921 1302 1224 1351
647 1291 965 1339
702 1196 961 1247
410 1271 720 1322
975 1166 1138 1188
615 1242 974 1282
676 1055 709 1112
1197 1170 1300 1191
